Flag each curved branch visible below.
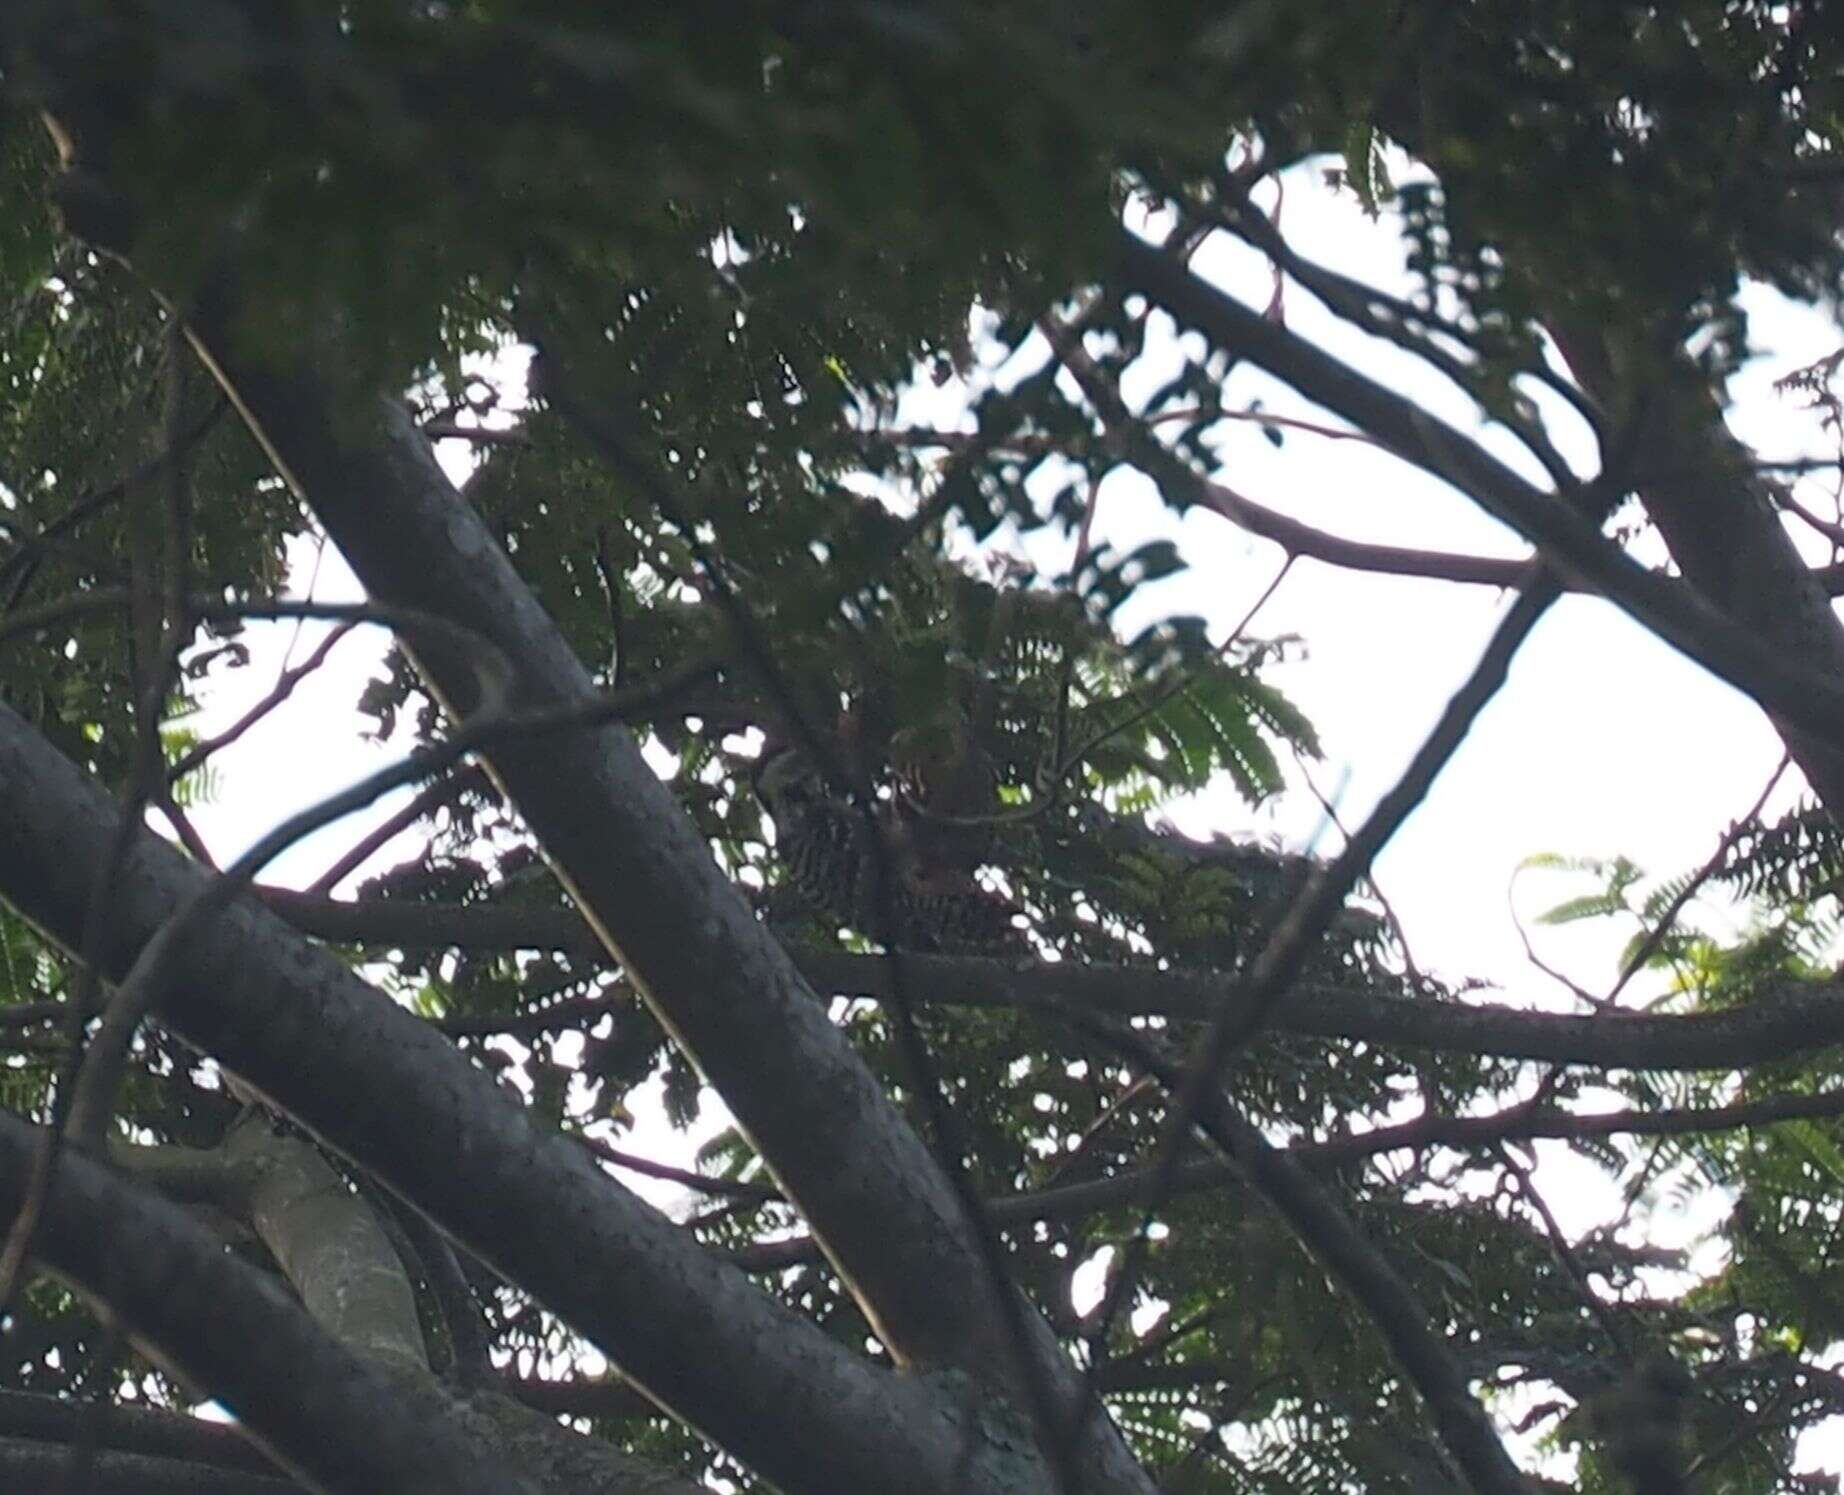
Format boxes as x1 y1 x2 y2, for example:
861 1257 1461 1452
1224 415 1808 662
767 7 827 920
0 1389 278 1476
0 1111 534 1495
0 1439 299 1495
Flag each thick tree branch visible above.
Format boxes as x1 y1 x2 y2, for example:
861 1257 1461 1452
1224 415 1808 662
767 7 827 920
1551 324 1844 817
387 1199 497 1386
106 1137 244 1204
159 268 1151 1485
0 700 1066 1495
225 1117 430 1370
0 1110 536 1495
0 1439 300 1495
0 1389 279 1477
118 1124 709 1495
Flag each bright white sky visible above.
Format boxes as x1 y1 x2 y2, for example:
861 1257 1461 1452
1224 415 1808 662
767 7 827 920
168 164 1844 1472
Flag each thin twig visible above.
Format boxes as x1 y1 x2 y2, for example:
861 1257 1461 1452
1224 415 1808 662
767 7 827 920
167 621 359 783
304 767 485 897
1073 575 1557 1458
1060 1010 1536 1495
152 784 218 870
1291 752 1430 995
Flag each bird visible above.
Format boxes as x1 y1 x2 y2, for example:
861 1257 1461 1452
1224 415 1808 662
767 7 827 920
750 740 1026 955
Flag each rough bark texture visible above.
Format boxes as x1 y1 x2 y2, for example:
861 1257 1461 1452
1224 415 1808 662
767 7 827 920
0 1111 537 1495
169 278 1151 1489
225 1118 430 1371
0 702 1060 1495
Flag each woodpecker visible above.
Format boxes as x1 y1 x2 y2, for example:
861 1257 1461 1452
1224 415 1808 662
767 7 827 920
751 743 1025 954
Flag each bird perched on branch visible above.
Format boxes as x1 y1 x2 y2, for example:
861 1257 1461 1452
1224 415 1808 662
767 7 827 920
751 737 1025 955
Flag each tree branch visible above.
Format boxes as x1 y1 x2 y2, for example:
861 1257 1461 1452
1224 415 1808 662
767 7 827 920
803 950 1844 1072
156 254 1152 1484
225 1117 430 1370
0 1389 279 1476
1549 322 1844 817
0 699 1067 1495
303 766 488 897
0 1110 537 1495
0 1439 300 1495
729 1084 1844 1271
1111 229 1844 748
247 893 1844 1073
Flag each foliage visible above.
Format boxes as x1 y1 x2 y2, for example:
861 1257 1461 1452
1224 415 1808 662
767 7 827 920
5 5 1844 1493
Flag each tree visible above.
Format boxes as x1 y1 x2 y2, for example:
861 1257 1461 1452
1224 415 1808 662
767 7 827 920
2 4 1844 1492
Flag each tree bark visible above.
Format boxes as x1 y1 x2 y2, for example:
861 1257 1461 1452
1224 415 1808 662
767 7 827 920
224 1116 430 1372
164 269 1152 1486
1550 325 1844 818
115 1117 711 1494
0 701 1066 1495
0 1388 279 1475
0 1439 301 1495
0 1111 538 1495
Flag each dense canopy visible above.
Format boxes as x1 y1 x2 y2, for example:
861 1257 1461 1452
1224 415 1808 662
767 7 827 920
1 5 1844 1493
